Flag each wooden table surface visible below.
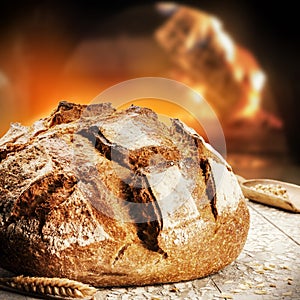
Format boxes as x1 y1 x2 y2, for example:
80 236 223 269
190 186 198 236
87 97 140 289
0 198 299 300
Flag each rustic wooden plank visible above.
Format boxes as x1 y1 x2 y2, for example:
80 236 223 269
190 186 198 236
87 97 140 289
248 201 300 245
211 204 300 299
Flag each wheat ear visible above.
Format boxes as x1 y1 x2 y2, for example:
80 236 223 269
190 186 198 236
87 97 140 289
0 275 97 299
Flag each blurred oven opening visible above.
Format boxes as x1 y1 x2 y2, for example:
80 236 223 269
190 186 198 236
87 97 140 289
0 1 299 183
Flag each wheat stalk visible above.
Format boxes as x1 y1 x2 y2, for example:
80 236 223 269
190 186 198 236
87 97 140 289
0 275 97 299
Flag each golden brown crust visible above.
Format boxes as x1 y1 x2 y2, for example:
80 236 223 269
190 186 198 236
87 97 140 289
0 101 249 286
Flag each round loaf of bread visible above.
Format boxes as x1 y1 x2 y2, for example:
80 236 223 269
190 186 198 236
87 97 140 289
0 101 249 286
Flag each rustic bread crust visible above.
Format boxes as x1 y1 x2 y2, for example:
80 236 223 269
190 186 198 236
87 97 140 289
0 101 249 286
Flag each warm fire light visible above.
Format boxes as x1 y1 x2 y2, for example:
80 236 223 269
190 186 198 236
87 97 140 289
155 4 275 124
0 2 282 138
231 48 267 119
241 71 266 118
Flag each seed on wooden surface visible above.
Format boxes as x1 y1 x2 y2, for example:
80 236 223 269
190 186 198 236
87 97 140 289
254 276 264 283
282 291 292 296
224 280 234 284
174 282 187 289
231 289 242 293
279 265 291 270
244 280 254 286
254 290 267 295
263 264 275 271
238 283 249 290
214 293 234 299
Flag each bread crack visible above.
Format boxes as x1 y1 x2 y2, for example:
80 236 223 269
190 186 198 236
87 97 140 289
0 144 27 164
48 101 84 127
8 173 78 237
79 127 168 256
200 158 218 220
112 244 130 265
128 172 167 257
78 127 129 168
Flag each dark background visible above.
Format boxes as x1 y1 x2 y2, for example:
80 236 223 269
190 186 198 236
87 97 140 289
0 0 299 162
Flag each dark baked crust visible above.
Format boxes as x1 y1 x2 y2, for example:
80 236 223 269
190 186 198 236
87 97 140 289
0 101 249 286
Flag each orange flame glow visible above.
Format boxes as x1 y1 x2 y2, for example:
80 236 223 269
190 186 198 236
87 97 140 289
1 3 281 137
155 5 270 122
